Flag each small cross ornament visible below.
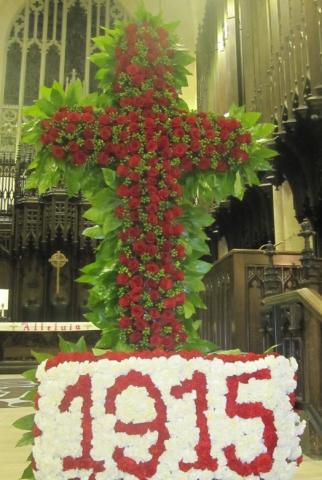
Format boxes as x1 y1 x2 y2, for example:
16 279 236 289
49 250 68 295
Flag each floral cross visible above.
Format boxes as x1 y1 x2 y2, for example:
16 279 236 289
24 6 275 352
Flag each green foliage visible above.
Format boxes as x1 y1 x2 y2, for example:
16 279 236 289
21 464 35 480
16 431 34 447
13 414 35 431
58 335 88 352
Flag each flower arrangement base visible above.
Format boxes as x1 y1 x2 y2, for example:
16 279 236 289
33 351 304 480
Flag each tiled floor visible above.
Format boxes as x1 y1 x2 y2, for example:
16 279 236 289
0 375 322 479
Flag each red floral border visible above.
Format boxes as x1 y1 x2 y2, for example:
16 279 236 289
45 350 278 370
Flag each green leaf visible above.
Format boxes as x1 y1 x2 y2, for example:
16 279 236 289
31 350 53 364
192 319 202 331
16 431 34 447
241 111 261 128
65 79 83 106
189 237 210 255
83 225 104 239
37 98 57 116
96 329 120 349
83 206 105 224
13 414 34 431
21 463 35 480
184 276 205 292
92 347 108 356
22 368 37 383
50 87 65 108
22 388 37 402
188 291 207 309
264 344 280 353
114 341 135 352
234 171 244 199
186 259 212 275
216 348 243 355
258 146 278 158
23 104 49 119
103 215 122 234
181 339 218 353
183 299 196 318
58 335 88 352
102 168 116 188
251 122 275 138
90 52 109 67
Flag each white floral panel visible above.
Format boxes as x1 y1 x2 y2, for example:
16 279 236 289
33 352 305 480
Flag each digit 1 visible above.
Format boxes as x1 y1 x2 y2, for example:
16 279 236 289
105 370 169 480
171 370 218 472
59 374 105 480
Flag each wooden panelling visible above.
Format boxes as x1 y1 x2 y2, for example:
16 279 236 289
200 249 301 351
197 0 322 127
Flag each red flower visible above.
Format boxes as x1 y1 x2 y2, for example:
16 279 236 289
159 277 173 290
199 157 211 170
65 123 76 134
216 160 229 172
116 273 129 285
232 147 249 162
83 139 94 152
131 304 144 318
119 316 131 328
128 155 140 168
126 64 141 76
220 129 230 141
116 185 130 197
128 331 142 343
173 143 188 157
68 141 79 153
128 259 139 272
128 139 141 153
236 132 252 144
116 165 129 177
145 262 159 273
99 126 112 140
51 145 65 159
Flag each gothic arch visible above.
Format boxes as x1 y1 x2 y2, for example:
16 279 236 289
0 0 126 108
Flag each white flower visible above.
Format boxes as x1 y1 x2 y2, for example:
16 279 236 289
33 352 304 480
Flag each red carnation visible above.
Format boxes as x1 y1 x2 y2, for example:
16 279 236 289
176 244 185 257
116 184 130 197
128 155 140 168
173 143 188 157
116 165 129 177
128 331 142 343
128 139 141 153
159 277 173 290
83 139 94 152
126 64 140 76
67 111 81 122
99 127 112 140
51 145 65 159
128 258 139 272
65 123 76 134
216 159 229 172
68 141 79 153
199 157 211 170
83 128 94 139
116 273 129 285
118 295 130 307
97 152 109 166
131 304 144 318
145 262 159 273
119 316 131 329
